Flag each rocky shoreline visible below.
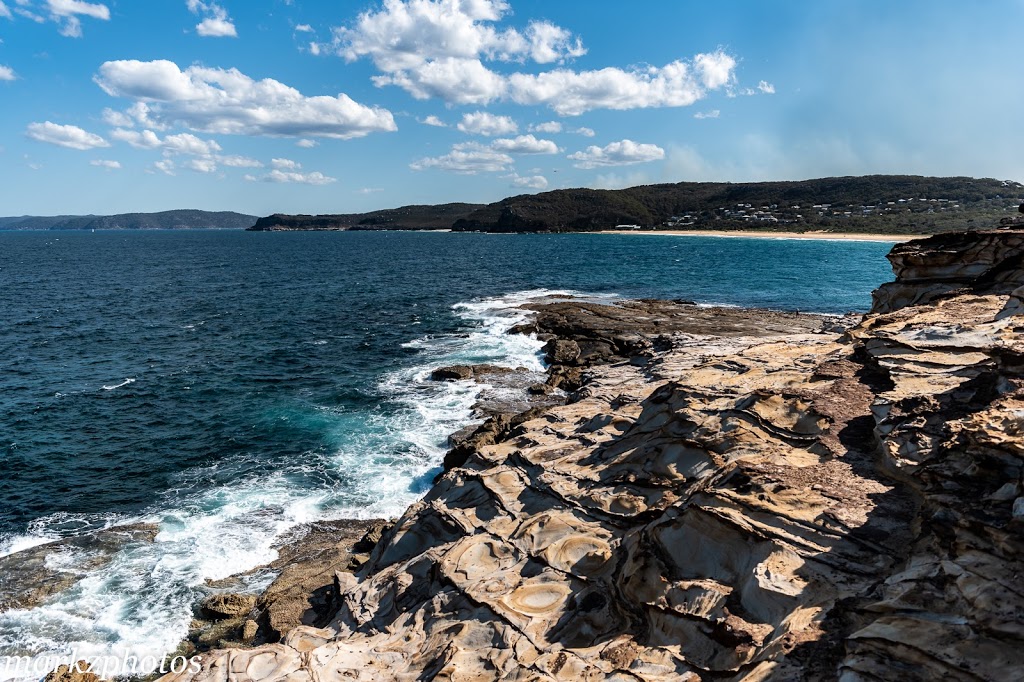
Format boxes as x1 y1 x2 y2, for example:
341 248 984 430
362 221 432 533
156 228 1023 681
10 228 1024 680
173 299 836 661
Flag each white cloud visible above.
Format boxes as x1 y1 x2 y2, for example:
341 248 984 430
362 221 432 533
102 107 134 127
184 157 217 173
95 59 397 139
110 128 220 156
509 173 548 190
47 0 108 19
0 2 11 19
153 159 175 175
164 132 221 156
694 50 735 89
410 141 512 174
197 17 235 37
217 154 261 167
308 42 321 56
26 121 109 150
357 187 383 194
187 0 236 38
0 65 15 81
567 139 665 169
110 128 162 148
456 111 517 136
14 6 45 23
110 125 263 174
295 23 312 32
43 0 109 37
271 157 301 170
529 121 561 134
57 14 78 33
333 0 585 70
90 158 120 169
736 80 777 97
525 20 585 64
331 3 735 115
245 169 336 185
573 126 595 137
296 138 319 148
419 114 446 127
508 51 737 115
332 0 587 105
103 102 166 130
693 109 719 119
373 56 506 104
491 134 558 154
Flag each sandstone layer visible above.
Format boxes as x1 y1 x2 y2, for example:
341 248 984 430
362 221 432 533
162 229 1024 681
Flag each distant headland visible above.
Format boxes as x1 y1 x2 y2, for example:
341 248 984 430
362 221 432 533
5 176 1021 236
248 175 1024 236
0 209 256 231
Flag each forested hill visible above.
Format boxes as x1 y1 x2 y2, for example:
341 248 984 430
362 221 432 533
248 203 482 231
0 210 256 231
248 175 1024 235
451 175 1024 234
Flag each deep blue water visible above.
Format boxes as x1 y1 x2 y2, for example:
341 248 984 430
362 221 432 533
0 230 894 665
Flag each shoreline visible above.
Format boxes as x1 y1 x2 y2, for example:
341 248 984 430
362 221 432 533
10 225 1024 681
0 298 841 675
161 229 1024 680
592 229 926 242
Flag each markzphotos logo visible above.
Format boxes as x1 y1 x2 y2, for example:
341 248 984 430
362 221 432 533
1 652 202 679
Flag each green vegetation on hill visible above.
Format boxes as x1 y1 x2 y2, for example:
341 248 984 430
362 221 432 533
452 175 1024 234
248 203 483 231
0 210 256 231
247 176 1023 235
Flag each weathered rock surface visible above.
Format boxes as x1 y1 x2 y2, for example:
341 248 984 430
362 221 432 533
184 519 387 653
162 230 1024 681
43 663 103 682
252 520 388 644
201 593 257 620
519 299 836 392
429 363 562 421
871 228 1024 313
430 364 526 382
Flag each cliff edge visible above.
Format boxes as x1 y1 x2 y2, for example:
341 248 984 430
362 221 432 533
164 229 1024 681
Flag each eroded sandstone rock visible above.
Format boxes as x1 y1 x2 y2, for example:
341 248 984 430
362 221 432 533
43 663 103 682
201 594 256 619
871 228 1024 313
161 232 1024 682
182 519 389 654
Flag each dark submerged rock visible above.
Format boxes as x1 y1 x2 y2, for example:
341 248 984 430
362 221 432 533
0 524 159 613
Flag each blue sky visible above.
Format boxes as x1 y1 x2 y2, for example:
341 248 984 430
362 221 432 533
1 0 1022 216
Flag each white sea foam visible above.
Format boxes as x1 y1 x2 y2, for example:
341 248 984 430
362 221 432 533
100 378 135 391
0 289 603 677
0 534 53 560
695 301 742 309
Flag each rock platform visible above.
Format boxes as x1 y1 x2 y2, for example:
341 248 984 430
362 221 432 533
149 229 1024 680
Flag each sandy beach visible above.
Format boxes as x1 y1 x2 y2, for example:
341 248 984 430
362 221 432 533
594 229 926 242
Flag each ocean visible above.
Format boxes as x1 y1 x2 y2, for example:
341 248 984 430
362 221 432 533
0 230 893 667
